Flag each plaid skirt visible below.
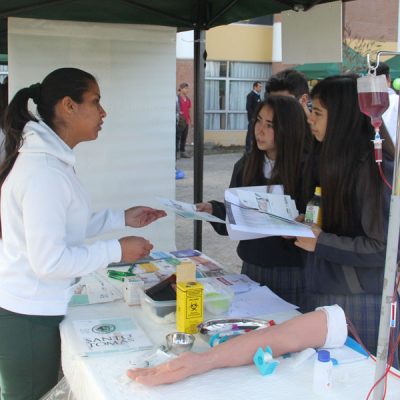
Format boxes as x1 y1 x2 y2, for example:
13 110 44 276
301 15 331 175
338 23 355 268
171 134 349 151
241 262 305 310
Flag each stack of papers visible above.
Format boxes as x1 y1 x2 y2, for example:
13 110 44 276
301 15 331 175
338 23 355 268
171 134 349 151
225 187 314 240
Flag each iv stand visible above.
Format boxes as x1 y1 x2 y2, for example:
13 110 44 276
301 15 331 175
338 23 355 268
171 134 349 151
369 51 400 400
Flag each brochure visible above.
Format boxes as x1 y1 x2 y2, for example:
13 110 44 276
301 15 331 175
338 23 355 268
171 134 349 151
73 317 153 356
225 187 314 239
157 197 226 223
69 272 122 306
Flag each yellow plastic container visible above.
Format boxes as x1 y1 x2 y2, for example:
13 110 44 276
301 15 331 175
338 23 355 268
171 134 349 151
176 281 204 334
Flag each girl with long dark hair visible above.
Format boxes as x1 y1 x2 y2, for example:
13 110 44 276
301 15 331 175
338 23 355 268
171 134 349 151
197 95 309 306
295 75 396 354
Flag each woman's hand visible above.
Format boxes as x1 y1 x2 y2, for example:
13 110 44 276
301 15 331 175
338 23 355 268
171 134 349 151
119 236 153 262
294 224 322 252
125 206 166 228
127 352 207 386
196 202 213 214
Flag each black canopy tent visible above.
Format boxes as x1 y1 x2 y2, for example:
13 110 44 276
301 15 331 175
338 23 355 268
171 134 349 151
0 0 352 249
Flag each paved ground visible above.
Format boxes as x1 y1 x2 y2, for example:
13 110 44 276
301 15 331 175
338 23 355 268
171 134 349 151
175 152 243 274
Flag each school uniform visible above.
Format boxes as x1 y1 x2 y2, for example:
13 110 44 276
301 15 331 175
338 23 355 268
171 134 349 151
209 155 306 307
302 153 399 354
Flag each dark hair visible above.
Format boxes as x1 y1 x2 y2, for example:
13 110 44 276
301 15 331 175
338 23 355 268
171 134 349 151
242 96 308 201
266 69 309 99
253 81 261 89
179 82 189 89
375 62 390 79
0 67 96 236
305 75 394 235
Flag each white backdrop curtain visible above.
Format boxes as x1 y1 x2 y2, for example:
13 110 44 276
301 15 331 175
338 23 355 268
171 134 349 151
8 17 177 250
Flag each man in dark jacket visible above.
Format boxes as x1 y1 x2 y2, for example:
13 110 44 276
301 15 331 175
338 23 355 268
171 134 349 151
245 81 262 153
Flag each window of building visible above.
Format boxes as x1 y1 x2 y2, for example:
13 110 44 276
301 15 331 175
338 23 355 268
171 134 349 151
205 61 272 130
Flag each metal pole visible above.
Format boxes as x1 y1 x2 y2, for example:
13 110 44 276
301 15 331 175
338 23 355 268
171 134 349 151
373 50 400 400
193 28 205 251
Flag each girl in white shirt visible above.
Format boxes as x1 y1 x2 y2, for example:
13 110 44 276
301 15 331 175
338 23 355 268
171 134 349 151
0 67 166 399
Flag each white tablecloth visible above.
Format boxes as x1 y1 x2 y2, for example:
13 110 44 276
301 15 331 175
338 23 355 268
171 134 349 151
60 298 400 400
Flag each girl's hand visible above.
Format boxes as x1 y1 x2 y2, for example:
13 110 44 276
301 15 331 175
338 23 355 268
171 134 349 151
125 206 166 228
119 236 153 262
294 224 322 252
196 202 213 214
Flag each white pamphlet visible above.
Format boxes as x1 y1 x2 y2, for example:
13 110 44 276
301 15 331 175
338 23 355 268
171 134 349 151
157 197 226 223
229 285 299 317
69 272 122 306
73 317 153 356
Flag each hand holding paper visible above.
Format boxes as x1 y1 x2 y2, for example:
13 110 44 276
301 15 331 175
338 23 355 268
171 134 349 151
157 197 225 223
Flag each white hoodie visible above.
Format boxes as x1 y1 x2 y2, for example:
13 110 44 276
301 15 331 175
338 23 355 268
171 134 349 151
0 120 123 315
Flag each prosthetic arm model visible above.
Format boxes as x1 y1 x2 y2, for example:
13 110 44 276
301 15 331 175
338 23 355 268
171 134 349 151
127 305 347 386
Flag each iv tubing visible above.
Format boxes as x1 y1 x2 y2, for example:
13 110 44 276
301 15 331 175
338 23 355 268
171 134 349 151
377 163 393 190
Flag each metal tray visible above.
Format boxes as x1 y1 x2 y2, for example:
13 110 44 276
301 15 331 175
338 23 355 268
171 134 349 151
198 317 271 342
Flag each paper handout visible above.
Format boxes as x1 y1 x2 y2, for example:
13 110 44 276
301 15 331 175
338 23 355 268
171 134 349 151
225 187 314 239
229 285 298 317
69 272 122 306
157 197 226 223
73 317 153 356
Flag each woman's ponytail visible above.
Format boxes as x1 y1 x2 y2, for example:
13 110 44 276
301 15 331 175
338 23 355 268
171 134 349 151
0 86 39 237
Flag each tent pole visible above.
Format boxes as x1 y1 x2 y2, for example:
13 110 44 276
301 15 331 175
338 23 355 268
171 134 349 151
373 51 400 400
193 28 205 251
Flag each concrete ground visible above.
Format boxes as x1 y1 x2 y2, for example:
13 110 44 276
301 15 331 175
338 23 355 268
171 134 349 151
175 151 243 274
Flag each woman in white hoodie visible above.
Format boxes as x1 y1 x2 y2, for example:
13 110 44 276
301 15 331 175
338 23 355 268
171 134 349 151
0 68 166 399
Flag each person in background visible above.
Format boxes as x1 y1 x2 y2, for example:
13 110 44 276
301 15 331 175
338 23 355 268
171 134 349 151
177 82 192 159
127 304 347 386
265 69 310 117
295 75 397 356
197 96 308 307
376 62 399 144
245 81 262 153
0 67 166 399
175 87 182 160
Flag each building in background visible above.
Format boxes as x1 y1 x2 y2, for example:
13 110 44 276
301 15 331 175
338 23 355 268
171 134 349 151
177 0 399 147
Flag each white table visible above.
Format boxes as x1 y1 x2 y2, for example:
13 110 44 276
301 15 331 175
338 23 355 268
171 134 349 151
60 297 400 400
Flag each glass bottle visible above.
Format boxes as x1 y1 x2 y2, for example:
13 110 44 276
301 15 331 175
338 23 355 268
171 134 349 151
305 186 322 226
